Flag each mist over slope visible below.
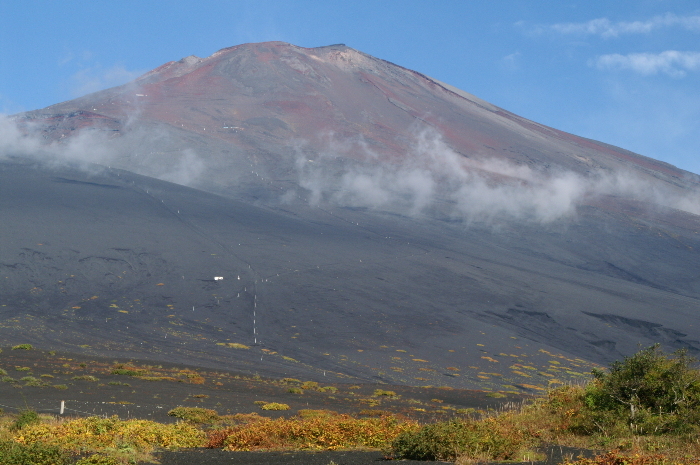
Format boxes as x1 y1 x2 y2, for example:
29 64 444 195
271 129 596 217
2 42 700 390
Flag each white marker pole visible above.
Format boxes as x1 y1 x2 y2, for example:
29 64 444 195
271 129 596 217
60 400 65 415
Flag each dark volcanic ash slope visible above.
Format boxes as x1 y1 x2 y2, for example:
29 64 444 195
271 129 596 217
3 42 700 392
3 157 700 391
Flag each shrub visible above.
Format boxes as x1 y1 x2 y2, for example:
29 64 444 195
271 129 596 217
582 344 700 435
167 407 220 424
359 409 391 417
111 368 145 376
297 409 338 418
0 368 6 376
11 409 40 431
2 376 16 383
20 376 44 386
318 386 338 393
72 375 99 382
288 387 303 394
75 454 119 465
0 439 69 465
13 415 205 452
373 389 397 397
207 414 417 450
216 342 250 349
53 384 68 390
301 381 319 390
391 417 534 462
11 344 33 350
260 403 290 411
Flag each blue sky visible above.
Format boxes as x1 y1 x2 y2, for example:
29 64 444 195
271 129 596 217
1 1 699 174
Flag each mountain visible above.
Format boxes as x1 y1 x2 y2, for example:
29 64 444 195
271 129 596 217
2 42 700 391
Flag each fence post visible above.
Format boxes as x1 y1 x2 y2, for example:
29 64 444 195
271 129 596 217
60 400 65 415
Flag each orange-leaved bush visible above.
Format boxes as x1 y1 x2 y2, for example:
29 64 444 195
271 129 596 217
207 414 417 450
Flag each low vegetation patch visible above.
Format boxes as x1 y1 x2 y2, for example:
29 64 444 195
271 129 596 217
168 407 220 424
13 415 205 457
206 413 417 450
260 402 290 411
110 368 146 377
0 439 69 465
11 344 33 350
216 342 249 349
373 389 398 397
72 375 99 382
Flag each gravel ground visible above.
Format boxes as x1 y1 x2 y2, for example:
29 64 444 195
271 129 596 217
151 445 597 465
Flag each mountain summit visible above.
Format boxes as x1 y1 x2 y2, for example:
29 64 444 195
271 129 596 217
3 43 700 390
19 42 691 198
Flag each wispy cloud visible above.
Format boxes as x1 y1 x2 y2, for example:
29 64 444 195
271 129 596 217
592 51 700 77
547 13 700 38
70 64 145 97
289 127 700 224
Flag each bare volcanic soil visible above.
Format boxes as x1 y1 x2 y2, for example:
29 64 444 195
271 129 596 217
0 348 521 423
3 157 700 395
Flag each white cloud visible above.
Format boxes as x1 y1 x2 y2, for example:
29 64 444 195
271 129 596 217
70 64 145 97
592 51 700 77
501 52 522 71
549 13 700 38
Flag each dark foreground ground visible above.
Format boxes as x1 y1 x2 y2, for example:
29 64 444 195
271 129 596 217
151 445 598 465
0 348 601 464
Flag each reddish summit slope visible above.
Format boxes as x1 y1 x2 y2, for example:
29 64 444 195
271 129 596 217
20 42 691 193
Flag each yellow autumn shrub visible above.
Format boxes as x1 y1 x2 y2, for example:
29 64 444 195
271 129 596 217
14 416 205 453
208 414 418 451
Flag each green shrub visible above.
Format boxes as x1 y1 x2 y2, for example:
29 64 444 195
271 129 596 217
582 344 700 435
288 387 303 394
111 368 145 376
2 376 16 383
11 409 40 431
11 344 33 350
167 407 220 424
20 376 43 386
301 381 319 390
72 375 99 382
107 381 130 386
373 389 398 397
260 402 291 411
391 417 533 462
75 454 119 465
0 439 69 465
53 384 68 390
0 368 6 376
